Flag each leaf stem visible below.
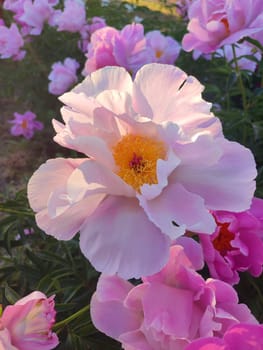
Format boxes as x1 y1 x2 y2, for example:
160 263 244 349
53 304 90 331
231 44 248 144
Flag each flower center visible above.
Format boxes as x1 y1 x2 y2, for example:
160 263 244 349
221 18 230 34
112 134 166 191
21 119 28 129
155 50 163 59
212 222 235 256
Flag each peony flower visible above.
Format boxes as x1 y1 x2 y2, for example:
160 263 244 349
146 30 181 64
0 22 25 60
0 291 59 349
0 329 18 350
28 63 256 279
82 23 153 76
17 0 56 35
182 0 263 54
185 323 263 350
53 0 86 33
48 57 80 95
9 111 43 139
90 245 257 350
199 197 263 285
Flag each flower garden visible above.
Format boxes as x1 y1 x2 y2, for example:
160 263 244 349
1 0 263 349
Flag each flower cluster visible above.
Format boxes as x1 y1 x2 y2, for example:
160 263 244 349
91 244 258 349
0 291 58 350
83 23 181 76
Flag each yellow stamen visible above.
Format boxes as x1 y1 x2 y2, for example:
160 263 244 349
112 134 166 192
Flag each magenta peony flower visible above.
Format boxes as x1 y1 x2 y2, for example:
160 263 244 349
53 0 86 33
0 291 59 349
48 57 80 95
17 0 56 35
182 0 263 54
83 23 153 76
146 30 181 64
90 245 257 350
185 323 263 350
27 63 257 279
199 197 263 285
0 22 25 60
9 111 43 139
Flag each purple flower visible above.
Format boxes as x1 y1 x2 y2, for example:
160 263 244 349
146 30 181 64
0 22 25 60
53 0 86 33
48 57 80 95
9 111 43 139
15 0 57 36
199 197 263 285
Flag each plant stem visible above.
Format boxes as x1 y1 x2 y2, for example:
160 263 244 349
53 304 90 331
231 44 249 144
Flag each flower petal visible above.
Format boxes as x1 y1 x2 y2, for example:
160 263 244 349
79 196 170 279
140 183 216 239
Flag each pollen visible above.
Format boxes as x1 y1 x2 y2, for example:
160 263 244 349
212 222 235 256
112 134 166 191
221 18 230 34
155 50 163 59
21 119 28 129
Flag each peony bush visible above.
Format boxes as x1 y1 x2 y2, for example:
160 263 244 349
1 0 263 349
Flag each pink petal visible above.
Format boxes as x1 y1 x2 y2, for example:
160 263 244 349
66 159 135 203
79 196 170 279
66 65 133 97
36 193 104 240
139 183 216 239
27 158 84 212
175 139 257 211
91 276 141 339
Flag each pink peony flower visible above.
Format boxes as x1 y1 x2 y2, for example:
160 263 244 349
48 57 80 96
17 0 56 35
9 111 43 139
0 291 59 349
185 323 263 350
182 0 263 54
199 197 263 285
0 22 25 60
146 30 181 64
83 23 153 76
27 63 257 279
91 245 257 350
53 0 86 33
0 329 18 350
216 43 261 73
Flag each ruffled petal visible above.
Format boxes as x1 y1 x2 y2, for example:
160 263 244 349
140 183 216 239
